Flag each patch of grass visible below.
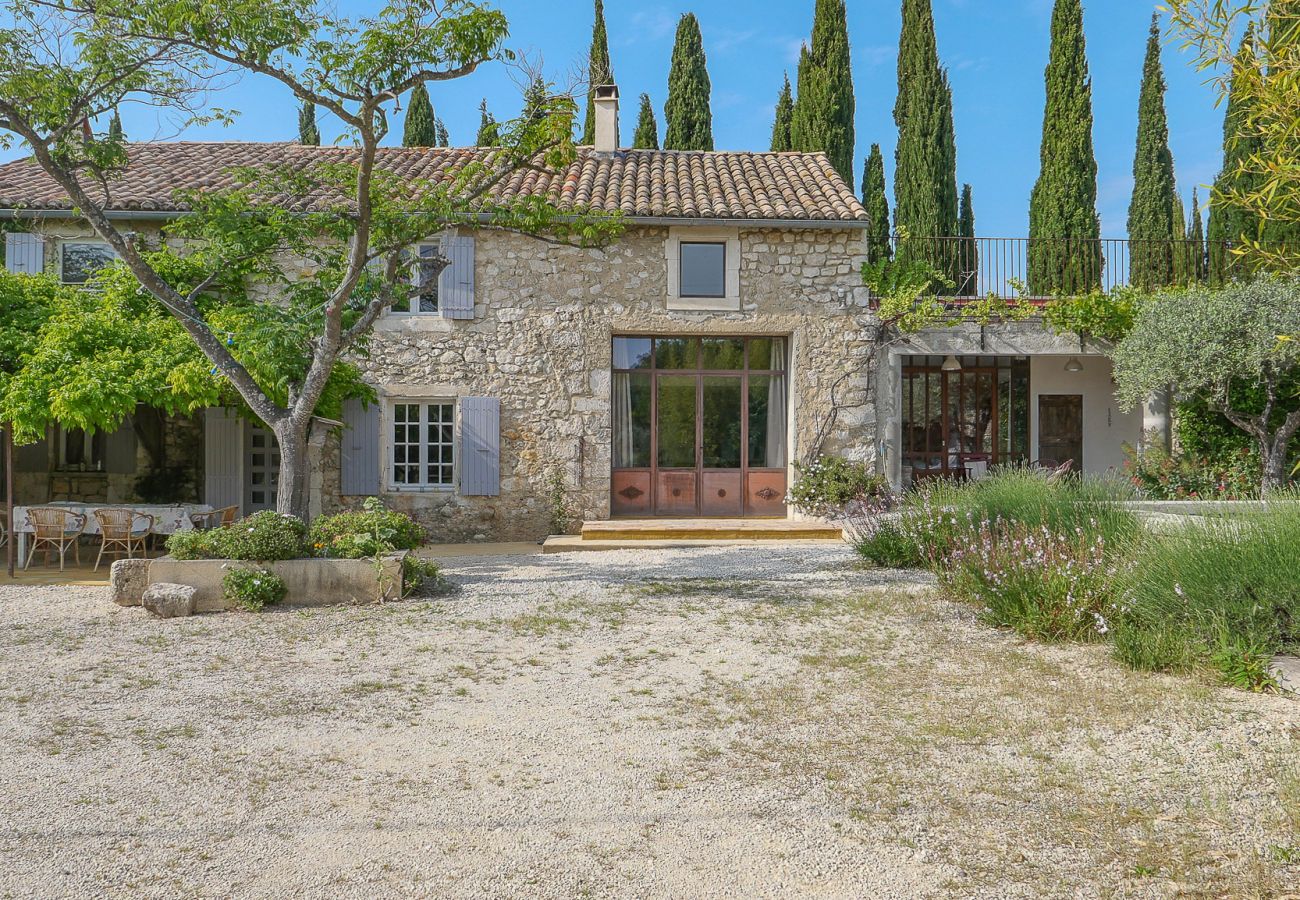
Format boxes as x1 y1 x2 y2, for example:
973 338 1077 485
1113 502 1300 689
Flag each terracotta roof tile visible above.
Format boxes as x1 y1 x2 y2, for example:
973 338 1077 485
0 141 868 224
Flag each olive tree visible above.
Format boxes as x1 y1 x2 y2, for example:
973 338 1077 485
1113 275 1300 493
0 0 620 520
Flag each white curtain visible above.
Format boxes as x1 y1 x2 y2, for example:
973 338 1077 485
765 339 787 468
612 372 635 468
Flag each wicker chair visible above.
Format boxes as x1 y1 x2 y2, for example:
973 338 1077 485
92 508 156 572
24 507 88 572
189 505 240 531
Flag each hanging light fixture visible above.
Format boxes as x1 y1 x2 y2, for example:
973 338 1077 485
941 355 962 372
1065 357 1084 373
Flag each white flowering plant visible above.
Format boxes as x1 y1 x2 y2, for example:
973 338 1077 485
786 456 885 519
222 566 287 612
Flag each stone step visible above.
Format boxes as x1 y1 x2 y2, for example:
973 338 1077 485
579 518 844 542
544 535 845 554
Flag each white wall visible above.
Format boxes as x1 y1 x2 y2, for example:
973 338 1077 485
1029 356 1141 476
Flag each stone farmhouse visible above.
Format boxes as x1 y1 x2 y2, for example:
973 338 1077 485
0 91 1159 541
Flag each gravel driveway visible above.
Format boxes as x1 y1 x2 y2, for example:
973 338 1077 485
1 545 1296 898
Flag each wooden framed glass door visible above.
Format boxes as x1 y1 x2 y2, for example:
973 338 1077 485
612 336 788 518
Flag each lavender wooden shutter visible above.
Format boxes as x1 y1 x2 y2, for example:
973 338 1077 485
204 408 243 512
459 396 499 496
5 233 44 274
439 235 476 319
340 398 380 495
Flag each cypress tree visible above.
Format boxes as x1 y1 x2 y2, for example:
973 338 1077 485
434 117 450 148
581 0 615 146
476 99 500 146
770 73 794 152
862 143 892 263
632 93 660 150
1207 29 1262 283
1172 190 1190 284
297 99 319 146
403 83 438 147
1027 0 1101 295
958 183 979 295
108 109 124 142
663 13 713 151
1127 14 1178 290
1188 187 1208 283
893 0 960 284
789 0 855 184
523 76 548 123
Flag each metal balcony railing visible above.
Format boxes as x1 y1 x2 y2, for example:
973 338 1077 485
886 236 1251 300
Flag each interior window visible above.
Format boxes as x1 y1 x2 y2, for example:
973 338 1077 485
678 242 726 298
61 242 117 285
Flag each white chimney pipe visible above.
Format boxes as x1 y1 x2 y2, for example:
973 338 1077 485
593 84 619 152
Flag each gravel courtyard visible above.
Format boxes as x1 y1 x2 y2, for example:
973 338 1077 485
2 545 1298 898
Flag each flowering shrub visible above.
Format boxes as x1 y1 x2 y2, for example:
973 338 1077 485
166 511 308 561
309 497 425 559
222 566 287 612
1123 442 1260 500
787 456 885 518
941 520 1119 642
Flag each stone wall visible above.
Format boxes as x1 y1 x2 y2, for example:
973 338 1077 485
320 224 879 542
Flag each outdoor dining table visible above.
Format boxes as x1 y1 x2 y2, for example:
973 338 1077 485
11 502 215 564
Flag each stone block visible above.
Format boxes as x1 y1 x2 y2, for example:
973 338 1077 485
142 582 197 619
109 558 151 607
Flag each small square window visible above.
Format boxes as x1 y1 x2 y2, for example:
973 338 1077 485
679 242 726 298
60 242 117 285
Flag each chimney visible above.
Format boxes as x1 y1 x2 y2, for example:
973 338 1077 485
593 84 619 152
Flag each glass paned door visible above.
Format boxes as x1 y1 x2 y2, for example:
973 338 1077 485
611 336 788 518
244 424 281 513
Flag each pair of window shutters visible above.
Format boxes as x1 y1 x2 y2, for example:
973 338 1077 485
5 233 44 274
340 396 499 497
433 235 475 320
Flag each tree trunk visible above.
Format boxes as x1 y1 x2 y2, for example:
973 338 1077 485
273 420 312 522
1261 438 1289 497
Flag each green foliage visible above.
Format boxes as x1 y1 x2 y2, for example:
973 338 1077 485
166 511 307 561
1123 441 1262 500
855 521 924 569
222 566 287 612
298 99 319 146
1028 0 1102 295
861 143 891 264
957 183 977 292
1127 14 1178 290
893 0 959 284
1042 286 1143 343
580 0 614 146
308 497 425 558
0 272 62 393
0 254 371 445
1113 501 1300 689
402 555 442 597
108 110 124 142
663 13 713 151
631 93 659 150
770 74 793 152
1113 277 1300 491
789 0 855 185
403 82 439 147
1187 187 1209 283
786 456 885 517
475 98 499 146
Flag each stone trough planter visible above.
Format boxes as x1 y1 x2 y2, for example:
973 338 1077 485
112 553 408 613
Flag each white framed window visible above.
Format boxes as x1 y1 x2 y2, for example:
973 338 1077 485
665 227 741 311
389 400 455 490
59 240 117 285
395 240 442 314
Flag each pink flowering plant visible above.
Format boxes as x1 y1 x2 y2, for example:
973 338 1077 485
940 519 1120 642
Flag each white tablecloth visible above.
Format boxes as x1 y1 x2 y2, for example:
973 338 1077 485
13 503 214 536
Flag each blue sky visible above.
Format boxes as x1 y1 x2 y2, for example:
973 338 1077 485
3 0 1227 238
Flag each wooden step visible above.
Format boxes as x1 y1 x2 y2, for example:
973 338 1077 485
580 518 843 542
